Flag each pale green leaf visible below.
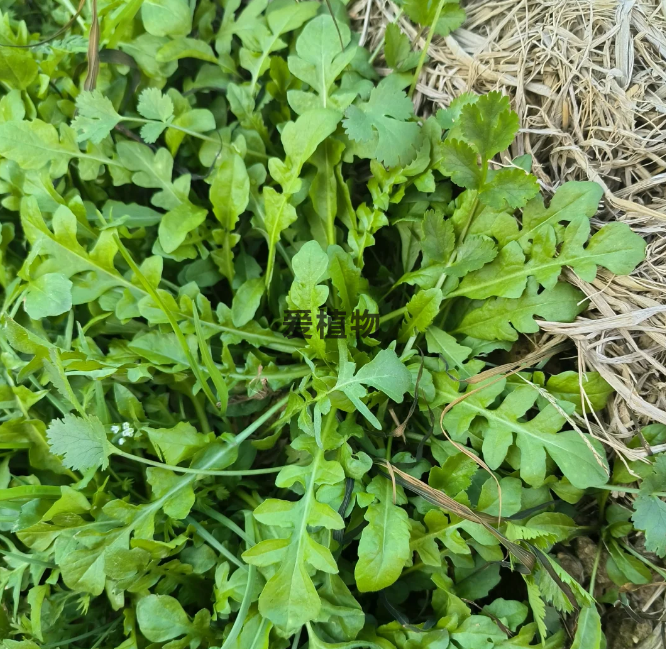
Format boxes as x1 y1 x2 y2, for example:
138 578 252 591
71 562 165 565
46 413 111 472
72 91 122 143
355 476 410 592
23 273 73 320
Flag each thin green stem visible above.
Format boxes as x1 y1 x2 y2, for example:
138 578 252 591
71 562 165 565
228 366 310 382
619 541 666 581
195 504 249 544
401 333 418 359
121 117 269 159
409 0 446 98
113 448 287 476
379 306 406 325
58 0 86 28
185 516 243 568
435 191 479 291
595 484 666 497
191 393 211 434
368 8 404 64
588 542 602 596
0 486 63 501
220 514 256 649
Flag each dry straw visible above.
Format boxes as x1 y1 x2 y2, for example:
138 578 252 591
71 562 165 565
350 0 666 460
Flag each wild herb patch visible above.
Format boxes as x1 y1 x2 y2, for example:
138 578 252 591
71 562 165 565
0 1 662 649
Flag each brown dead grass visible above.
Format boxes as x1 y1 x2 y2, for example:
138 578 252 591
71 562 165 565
350 0 666 463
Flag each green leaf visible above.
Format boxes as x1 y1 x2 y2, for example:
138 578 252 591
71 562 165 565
444 235 498 278
232 278 265 327
243 435 344 635
46 413 112 472
437 139 481 189
459 91 519 161
23 273 73 320
116 141 185 210
60 548 106 596
156 37 219 63
142 0 192 37
404 0 465 36
384 23 421 72
158 202 208 254
421 211 455 265
479 168 540 210
433 3 466 36
524 576 548 643
287 15 357 113
477 476 522 517
482 599 528 633
0 48 38 89
429 451 479 496
146 467 195 519
210 150 250 283
328 245 361 316
434 377 609 488
453 280 586 342
288 241 329 357
452 216 646 300
571 605 602 649
310 139 344 245
410 508 470 566
0 120 72 170
632 456 666 557
136 88 173 122
356 476 411 592
343 75 421 167
451 615 506 649
546 371 614 413
145 422 209 465
426 325 472 369
264 109 340 287
334 347 412 429
136 88 174 142
399 288 443 341
137 595 193 642
515 181 604 245
72 91 122 143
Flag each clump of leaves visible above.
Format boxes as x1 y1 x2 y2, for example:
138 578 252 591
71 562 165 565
0 2 659 649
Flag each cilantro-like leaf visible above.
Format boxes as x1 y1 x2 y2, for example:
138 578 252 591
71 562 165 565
458 91 519 161
480 167 540 210
46 413 112 471
343 75 421 167
72 90 122 143
437 139 482 188
136 88 174 143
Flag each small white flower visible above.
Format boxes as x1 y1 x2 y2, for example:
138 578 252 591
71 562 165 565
110 425 120 434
